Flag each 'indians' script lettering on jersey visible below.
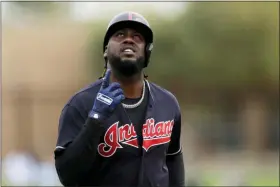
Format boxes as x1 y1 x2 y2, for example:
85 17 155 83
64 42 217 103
97 118 174 157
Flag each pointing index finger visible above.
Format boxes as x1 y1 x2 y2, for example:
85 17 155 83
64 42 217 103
101 69 111 89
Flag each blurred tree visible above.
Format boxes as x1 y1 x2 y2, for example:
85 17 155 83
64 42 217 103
149 2 279 90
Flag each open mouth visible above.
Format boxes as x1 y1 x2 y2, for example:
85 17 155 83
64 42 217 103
121 47 136 55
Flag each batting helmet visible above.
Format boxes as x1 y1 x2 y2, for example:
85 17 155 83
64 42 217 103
103 11 154 68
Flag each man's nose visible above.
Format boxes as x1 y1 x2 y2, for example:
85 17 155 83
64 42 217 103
123 35 134 44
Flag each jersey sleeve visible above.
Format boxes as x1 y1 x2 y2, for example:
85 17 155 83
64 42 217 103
55 104 85 152
167 100 182 156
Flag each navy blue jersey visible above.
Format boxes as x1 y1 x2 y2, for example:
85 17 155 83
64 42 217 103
54 79 184 187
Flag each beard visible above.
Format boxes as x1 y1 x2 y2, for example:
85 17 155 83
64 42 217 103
107 53 145 78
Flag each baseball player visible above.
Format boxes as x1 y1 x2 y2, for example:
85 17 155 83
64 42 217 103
54 11 185 187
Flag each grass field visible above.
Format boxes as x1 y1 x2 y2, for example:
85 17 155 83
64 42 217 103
2 172 278 186
199 171 279 186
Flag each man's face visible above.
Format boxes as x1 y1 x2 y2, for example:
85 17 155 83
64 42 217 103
106 28 146 77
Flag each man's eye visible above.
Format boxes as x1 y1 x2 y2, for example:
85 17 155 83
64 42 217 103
116 33 124 37
133 34 142 42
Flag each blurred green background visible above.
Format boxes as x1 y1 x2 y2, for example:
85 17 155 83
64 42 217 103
2 2 279 186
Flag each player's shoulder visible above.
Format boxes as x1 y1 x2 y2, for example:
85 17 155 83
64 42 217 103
63 79 103 110
148 81 180 110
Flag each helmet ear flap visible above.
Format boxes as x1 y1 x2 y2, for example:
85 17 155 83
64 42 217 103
144 43 153 67
147 43 153 52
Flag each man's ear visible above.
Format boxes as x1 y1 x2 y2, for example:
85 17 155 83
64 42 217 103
104 46 108 58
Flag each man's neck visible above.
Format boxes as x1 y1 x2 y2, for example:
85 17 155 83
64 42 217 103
111 72 144 99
